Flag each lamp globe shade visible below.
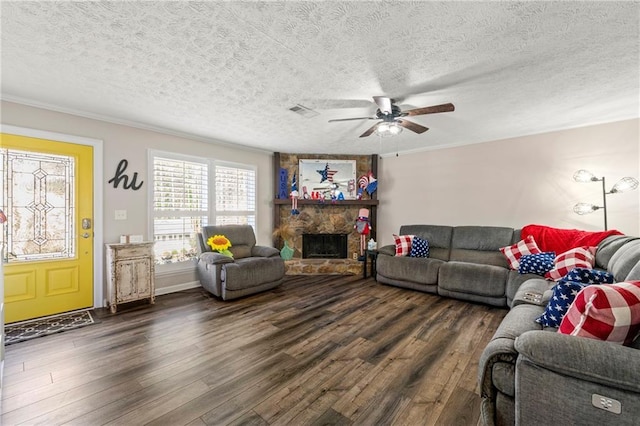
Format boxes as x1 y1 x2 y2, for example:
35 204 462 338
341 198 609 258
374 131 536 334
573 169 598 183
573 203 599 215
610 177 639 193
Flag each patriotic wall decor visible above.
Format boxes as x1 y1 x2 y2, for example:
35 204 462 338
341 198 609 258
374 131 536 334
298 159 358 200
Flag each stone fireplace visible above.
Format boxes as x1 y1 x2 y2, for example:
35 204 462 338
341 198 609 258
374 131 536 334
273 152 378 275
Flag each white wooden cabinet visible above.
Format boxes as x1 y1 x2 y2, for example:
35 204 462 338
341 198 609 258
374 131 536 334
106 242 155 313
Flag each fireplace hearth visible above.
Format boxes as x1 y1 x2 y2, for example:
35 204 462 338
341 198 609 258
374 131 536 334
303 234 348 259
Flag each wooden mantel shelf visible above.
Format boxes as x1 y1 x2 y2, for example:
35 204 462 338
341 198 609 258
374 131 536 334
274 199 378 206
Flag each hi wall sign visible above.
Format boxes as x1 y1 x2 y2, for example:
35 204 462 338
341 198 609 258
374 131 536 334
108 159 143 190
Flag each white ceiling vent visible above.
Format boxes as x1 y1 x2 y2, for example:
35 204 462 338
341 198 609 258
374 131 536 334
289 104 319 118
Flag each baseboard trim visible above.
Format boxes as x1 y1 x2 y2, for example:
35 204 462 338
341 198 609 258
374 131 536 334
155 281 201 296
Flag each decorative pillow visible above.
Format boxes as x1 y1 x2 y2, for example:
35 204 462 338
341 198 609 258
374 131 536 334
499 235 542 270
393 234 415 256
409 237 430 258
545 246 597 281
518 252 556 276
559 281 640 345
564 267 614 285
536 280 590 328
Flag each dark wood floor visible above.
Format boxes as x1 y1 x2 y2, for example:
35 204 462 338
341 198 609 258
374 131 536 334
1 275 506 426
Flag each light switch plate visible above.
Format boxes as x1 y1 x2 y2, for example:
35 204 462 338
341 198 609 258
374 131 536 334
114 210 127 220
592 393 621 414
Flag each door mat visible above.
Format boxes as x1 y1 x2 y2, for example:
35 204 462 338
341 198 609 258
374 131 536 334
5 310 97 345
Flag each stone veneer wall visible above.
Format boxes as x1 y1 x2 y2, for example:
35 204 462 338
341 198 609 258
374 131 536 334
276 153 375 275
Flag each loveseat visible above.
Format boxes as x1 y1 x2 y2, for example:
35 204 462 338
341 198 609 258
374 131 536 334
375 224 640 426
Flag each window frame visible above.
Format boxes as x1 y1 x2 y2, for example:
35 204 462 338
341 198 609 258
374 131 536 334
148 150 257 273
212 160 257 229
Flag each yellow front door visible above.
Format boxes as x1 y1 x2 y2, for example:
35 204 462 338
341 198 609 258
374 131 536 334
1 133 94 323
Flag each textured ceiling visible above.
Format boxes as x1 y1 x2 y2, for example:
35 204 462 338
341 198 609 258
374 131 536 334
1 1 639 155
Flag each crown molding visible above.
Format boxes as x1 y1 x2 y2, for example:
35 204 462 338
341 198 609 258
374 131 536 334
1 95 273 156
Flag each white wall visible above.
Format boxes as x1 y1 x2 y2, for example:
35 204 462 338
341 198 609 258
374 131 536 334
1 100 275 297
378 118 640 246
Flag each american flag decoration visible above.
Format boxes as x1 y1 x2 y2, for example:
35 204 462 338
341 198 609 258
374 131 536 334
317 163 338 183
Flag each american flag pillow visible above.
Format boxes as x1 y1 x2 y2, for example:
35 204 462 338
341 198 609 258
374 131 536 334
393 234 415 256
559 281 640 345
545 246 596 281
499 235 542 270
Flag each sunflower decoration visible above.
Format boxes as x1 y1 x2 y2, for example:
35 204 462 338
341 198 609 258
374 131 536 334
207 234 233 258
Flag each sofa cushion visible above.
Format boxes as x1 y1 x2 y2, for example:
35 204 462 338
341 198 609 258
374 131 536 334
376 254 443 285
450 226 513 267
518 252 555 276
451 226 515 251
201 224 256 259
536 280 589 328
223 257 285 290
607 239 640 281
559 281 640 345
500 236 542 270
393 234 415 256
229 245 252 259
399 225 453 261
439 261 508 297
595 235 637 269
628 262 640 281
545 246 596 281
409 236 429 258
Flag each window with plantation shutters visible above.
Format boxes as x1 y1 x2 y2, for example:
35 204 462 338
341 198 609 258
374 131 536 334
151 155 208 265
149 151 257 266
214 164 256 228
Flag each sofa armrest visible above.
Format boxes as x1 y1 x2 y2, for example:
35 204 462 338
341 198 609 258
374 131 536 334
252 245 280 258
478 304 543 398
515 331 640 393
478 336 519 399
378 245 395 256
199 252 235 265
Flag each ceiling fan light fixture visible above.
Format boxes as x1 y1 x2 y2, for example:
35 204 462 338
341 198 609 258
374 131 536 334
376 122 402 137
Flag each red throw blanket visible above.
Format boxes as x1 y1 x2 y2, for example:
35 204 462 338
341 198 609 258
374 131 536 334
521 224 623 255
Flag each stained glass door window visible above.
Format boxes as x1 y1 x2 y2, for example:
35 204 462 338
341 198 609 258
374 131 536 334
1 148 75 262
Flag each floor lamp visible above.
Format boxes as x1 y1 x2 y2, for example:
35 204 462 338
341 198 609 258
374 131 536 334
572 169 638 230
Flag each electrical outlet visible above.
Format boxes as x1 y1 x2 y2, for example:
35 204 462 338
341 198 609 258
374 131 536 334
352 252 358 260
114 210 127 220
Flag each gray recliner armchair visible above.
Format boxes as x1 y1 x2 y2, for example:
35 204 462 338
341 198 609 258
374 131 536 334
196 224 285 300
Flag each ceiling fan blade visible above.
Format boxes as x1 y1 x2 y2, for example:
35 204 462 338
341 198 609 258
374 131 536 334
403 103 455 116
373 96 393 114
360 123 380 138
328 116 376 122
397 119 429 134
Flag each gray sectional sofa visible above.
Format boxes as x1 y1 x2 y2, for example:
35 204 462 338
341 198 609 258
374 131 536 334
375 225 640 426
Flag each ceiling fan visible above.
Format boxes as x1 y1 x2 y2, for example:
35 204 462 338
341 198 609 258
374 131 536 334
328 96 455 138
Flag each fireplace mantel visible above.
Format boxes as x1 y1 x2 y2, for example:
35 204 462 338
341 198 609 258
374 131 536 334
273 199 378 206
